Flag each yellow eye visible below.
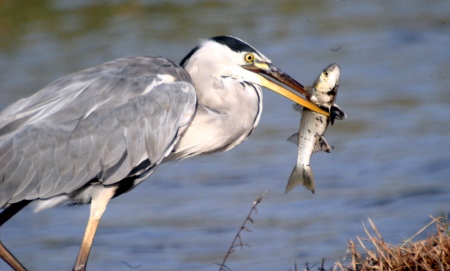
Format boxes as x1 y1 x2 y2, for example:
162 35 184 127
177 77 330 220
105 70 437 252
244 53 255 63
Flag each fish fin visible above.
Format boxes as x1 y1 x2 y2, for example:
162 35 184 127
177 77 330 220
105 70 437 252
292 104 303 112
285 165 315 194
330 104 347 125
287 134 329 152
305 86 313 95
302 165 315 193
287 133 299 145
314 136 331 153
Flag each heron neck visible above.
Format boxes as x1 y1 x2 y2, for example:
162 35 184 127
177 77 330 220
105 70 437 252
165 81 262 161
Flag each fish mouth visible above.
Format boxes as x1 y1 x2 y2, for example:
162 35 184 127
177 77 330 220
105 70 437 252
243 63 330 116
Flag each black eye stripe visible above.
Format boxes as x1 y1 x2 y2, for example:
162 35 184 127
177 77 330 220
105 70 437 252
211 36 258 54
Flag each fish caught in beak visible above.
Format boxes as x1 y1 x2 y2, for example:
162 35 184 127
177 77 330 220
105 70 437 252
243 63 330 116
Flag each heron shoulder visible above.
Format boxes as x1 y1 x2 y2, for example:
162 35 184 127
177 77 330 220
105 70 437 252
0 57 193 134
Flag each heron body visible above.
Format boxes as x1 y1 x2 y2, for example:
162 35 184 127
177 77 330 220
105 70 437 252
0 57 196 210
0 36 325 270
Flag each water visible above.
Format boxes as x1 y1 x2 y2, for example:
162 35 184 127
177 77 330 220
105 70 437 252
0 1 449 270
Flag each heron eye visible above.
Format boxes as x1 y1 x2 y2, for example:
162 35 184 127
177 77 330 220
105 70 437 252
244 53 255 63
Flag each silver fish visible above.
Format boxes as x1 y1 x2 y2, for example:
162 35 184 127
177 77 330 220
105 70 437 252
285 63 346 194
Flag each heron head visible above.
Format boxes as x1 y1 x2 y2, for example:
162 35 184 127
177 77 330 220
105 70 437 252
180 36 329 116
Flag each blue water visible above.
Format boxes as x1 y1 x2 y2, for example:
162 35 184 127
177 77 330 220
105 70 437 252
0 1 449 270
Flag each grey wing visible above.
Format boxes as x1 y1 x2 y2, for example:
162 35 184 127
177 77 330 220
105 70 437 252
0 57 197 207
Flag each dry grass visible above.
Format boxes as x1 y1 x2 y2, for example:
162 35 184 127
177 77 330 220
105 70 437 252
217 195 449 271
335 217 450 271
218 192 265 271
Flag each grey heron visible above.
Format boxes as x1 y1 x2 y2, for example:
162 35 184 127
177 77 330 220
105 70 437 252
0 36 329 271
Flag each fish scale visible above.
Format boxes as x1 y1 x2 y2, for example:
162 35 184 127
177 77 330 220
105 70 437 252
285 63 346 194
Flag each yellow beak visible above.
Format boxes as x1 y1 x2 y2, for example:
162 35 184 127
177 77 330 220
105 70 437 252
244 63 329 117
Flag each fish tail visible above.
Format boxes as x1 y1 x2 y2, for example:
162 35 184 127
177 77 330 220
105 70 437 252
285 165 315 194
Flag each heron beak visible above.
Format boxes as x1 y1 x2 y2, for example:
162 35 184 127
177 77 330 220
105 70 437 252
244 63 329 116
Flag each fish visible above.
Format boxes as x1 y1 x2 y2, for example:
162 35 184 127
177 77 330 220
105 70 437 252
285 63 346 194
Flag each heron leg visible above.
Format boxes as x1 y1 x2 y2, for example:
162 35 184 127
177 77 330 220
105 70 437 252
0 201 30 271
0 243 26 271
73 187 115 271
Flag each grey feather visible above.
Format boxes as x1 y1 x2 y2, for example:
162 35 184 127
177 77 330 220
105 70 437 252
0 57 196 207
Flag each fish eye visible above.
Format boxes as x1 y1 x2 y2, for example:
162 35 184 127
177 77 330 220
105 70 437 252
244 53 255 63
324 72 329 77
